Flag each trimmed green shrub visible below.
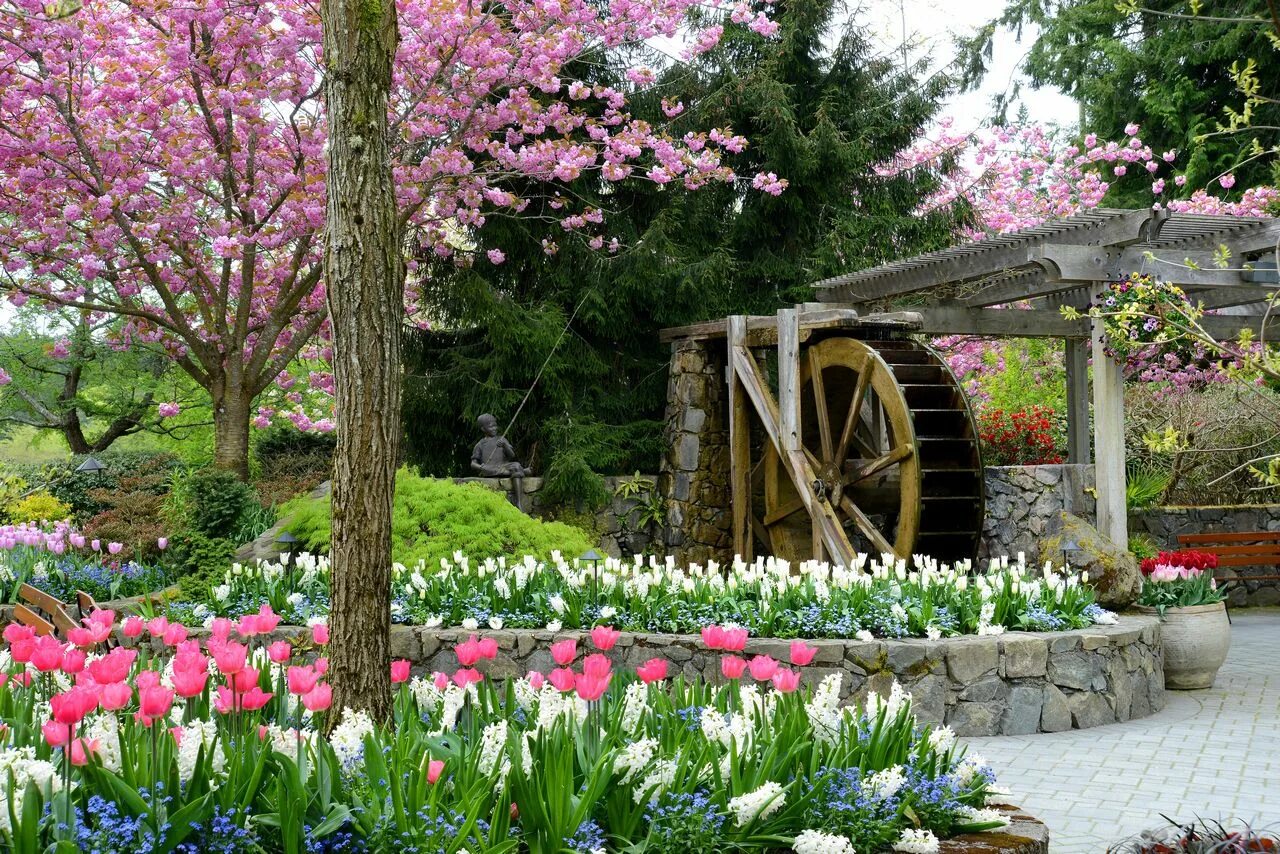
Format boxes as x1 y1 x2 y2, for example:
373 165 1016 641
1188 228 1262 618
280 469 595 565
171 532 238 598
9 491 72 524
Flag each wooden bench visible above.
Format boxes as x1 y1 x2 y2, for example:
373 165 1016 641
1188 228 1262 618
1176 531 1280 597
16 583 79 636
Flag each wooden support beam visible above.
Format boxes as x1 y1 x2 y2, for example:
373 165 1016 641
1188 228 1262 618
1090 283 1128 548
777 308 800 452
912 306 1090 338
1065 338 1090 464
727 316 752 561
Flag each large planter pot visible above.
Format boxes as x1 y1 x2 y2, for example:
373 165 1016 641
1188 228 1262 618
1135 602 1231 690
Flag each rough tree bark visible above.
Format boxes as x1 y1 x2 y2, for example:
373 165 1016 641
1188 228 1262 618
320 0 402 723
211 380 252 481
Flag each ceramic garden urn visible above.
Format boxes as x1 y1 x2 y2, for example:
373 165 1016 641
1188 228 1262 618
1136 602 1231 690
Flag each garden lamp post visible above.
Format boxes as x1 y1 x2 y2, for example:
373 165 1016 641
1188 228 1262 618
76 456 106 475
581 549 603 610
1060 538 1081 571
277 530 299 591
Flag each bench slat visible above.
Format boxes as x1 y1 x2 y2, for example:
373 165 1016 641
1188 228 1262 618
1178 531 1280 545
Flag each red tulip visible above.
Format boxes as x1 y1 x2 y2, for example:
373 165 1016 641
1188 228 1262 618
550 638 577 666
548 667 576 692
99 681 132 711
700 625 726 649
121 617 145 639
427 759 445 784
771 668 802 693
590 625 620 651
287 665 320 696
171 668 209 699
636 658 668 684
238 686 273 711
576 672 611 701
747 655 778 682
267 641 293 663
789 640 817 666
582 653 612 680
311 623 329 645
454 634 482 667
302 683 331 712
390 660 411 683
720 655 747 680
721 628 749 652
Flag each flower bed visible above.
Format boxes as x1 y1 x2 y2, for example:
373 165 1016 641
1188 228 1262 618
0 608 1024 852
169 552 1114 641
0 522 173 603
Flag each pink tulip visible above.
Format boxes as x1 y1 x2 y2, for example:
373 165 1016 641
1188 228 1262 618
432 671 449 691
69 737 99 766
156 537 168 550
771 668 802 693
582 653 612 680
314 657 329 674
590 625 620 651
61 648 87 674
526 670 545 690
747 655 778 682
452 668 483 688
136 670 161 691
236 614 261 637
455 635 482 666
722 628 749 651
390 660 411 683
230 666 261 694
210 618 233 642
171 668 209 699
636 658 668 683
238 686 273 711
137 685 174 726
302 683 331 712
548 667 576 692
701 625 727 649
51 686 98 724
162 623 188 646
576 672 611 701
550 638 577 666
87 609 115 629
3 623 34 645
789 640 817 666
255 604 281 633
43 720 71 747
107 542 122 555
69 533 85 549
213 685 236 714
91 539 100 551
720 655 747 680
210 641 247 675
267 641 293 663
146 617 168 638
122 616 145 639
99 681 132 710
87 648 136 684
287 665 320 696
476 637 498 660
31 636 65 672
311 623 329 645
427 759 445 784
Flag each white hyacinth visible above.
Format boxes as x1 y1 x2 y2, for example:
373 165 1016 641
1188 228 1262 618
957 805 1011 829
632 758 677 804
793 829 857 854
865 765 906 800
728 781 785 826
926 725 956 753
892 828 940 853
330 708 376 769
620 682 648 732
612 737 658 782
477 720 508 776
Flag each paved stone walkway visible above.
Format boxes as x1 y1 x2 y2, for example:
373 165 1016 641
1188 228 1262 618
962 608 1280 853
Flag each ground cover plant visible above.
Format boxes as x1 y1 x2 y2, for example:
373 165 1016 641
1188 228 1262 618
0 606 1014 852
170 551 1115 641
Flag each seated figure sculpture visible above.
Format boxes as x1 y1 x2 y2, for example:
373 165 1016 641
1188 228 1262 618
470 413 532 478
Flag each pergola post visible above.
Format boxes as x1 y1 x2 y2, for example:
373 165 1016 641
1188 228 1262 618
1089 284 1127 546
1064 339 1090 464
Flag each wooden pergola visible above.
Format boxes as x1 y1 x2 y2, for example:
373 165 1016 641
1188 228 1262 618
810 208 1280 547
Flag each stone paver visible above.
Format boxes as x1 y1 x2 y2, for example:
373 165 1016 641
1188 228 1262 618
961 608 1280 853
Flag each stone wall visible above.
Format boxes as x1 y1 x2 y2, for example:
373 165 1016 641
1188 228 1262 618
383 616 1163 736
657 337 732 565
1130 505 1280 606
981 465 1096 566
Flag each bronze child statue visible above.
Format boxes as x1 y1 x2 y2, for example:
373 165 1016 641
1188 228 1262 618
470 413 532 478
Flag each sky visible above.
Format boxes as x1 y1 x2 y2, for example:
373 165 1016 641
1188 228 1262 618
860 0 1080 134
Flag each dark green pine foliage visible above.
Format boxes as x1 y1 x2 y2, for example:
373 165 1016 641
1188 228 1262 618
403 0 965 503
959 0 1280 206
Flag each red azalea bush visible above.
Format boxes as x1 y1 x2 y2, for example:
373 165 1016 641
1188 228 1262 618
1139 549 1219 577
977 406 1064 466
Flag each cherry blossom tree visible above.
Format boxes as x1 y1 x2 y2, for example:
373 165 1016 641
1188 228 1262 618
0 0 768 479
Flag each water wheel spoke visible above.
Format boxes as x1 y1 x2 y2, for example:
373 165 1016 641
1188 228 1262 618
763 495 806 526
836 361 874 464
839 494 895 555
807 348 834 461
847 444 914 484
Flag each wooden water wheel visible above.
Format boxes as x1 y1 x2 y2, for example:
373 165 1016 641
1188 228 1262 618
756 337 983 564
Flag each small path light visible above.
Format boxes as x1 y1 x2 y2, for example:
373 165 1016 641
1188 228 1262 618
75 456 106 474
277 530 299 588
581 548 603 609
1060 538 1082 570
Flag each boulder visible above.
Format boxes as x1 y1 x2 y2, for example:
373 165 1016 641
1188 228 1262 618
1040 511 1142 609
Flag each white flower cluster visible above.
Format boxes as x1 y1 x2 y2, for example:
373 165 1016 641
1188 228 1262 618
957 805 1011 828
728 781 785 827
865 764 906 800
477 720 509 777
893 828 940 853
793 829 858 854
926 725 956 753
620 682 648 731
330 708 375 769
805 673 844 743
613 738 658 783
0 747 60 833
632 758 677 804
176 720 226 783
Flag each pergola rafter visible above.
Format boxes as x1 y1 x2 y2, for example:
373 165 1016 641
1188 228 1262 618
812 208 1280 549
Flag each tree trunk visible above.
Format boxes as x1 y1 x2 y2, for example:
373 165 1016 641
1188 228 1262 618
212 381 251 481
321 0 402 724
